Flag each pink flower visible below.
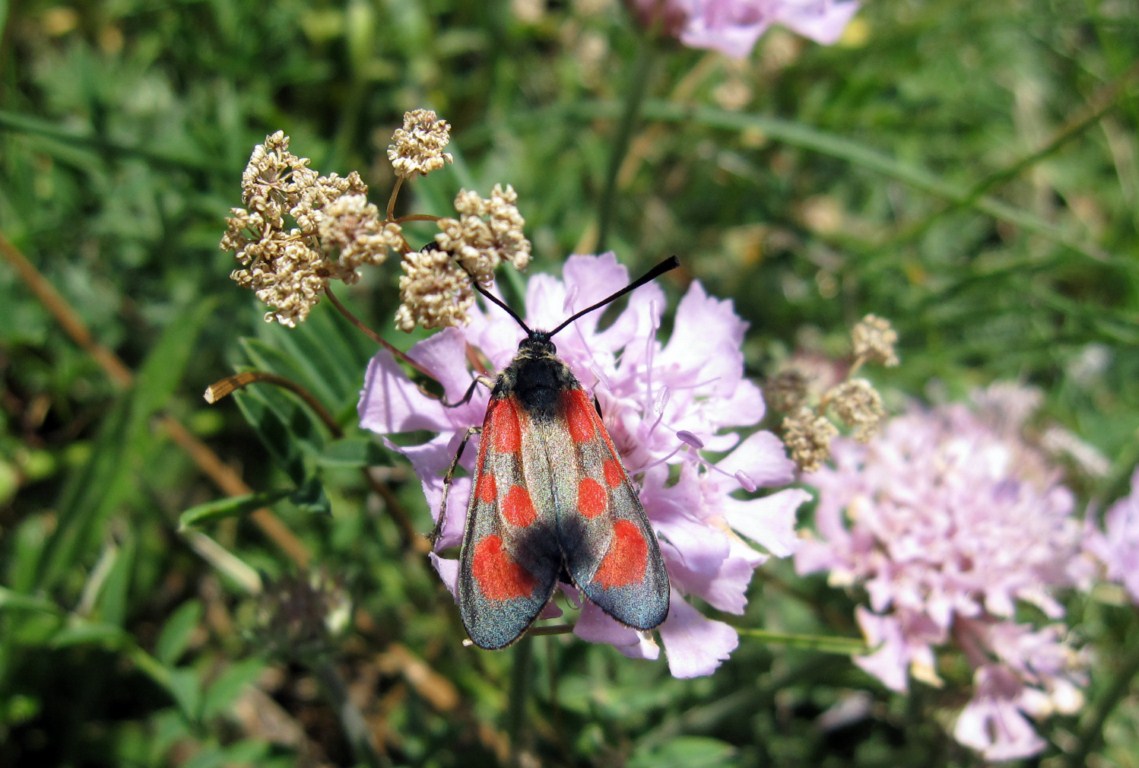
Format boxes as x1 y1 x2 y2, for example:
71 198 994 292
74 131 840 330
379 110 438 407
1086 468 1139 602
795 384 1088 759
359 253 807 677
628 0 861 59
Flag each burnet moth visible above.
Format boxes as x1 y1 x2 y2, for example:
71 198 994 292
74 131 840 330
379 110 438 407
437 256 680 649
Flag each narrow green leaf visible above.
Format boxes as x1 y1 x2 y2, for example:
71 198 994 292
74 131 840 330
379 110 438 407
631 737 737 768
736 628 868 656
36 298 214 592
0 586 60 615
94 533 135 628
178 488 295 530
163 666 203 723
316 436 393 467
49 621 130 649
36 398 135 591
231 386 321 487
290 476 331 515
154 600 203 666
133 298 217 419
201 657 266 720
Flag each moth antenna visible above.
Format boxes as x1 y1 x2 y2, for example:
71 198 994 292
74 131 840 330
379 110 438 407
470 278 533 334
548 255 680 338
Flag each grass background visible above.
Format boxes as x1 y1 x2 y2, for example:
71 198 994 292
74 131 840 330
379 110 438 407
1 0 1137 765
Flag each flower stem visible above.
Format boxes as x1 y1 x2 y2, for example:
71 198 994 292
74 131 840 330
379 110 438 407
386 175 405 220
596 38 656 252
323 285 435 380
507 635 535 767
1066 610 1139 768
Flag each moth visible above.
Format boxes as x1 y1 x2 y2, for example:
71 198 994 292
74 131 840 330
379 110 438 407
437 257 679 649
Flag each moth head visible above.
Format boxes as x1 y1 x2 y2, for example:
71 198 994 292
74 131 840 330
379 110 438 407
467 256 681 344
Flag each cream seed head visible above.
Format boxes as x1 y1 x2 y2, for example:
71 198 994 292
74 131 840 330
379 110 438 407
316 194 404 280
827 378 886 442
851 314 899 367
395 247 476 333
784 406 839 473
387 109 454 178
223 133 406 326
434 184 531 286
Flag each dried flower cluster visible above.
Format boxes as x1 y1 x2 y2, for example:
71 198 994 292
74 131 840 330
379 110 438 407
850 313 899 368
435 185 532 284
222 131 403 326
387 109 454 178
395 185 532 332
796 384 1092 761
770 314 898 471
223 112 532 334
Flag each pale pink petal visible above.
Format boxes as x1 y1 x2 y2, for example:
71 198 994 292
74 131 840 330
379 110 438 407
359 349 451 434
575 602 661 660
853 608 910 693
429 553 459 600
717 430 797 489
659 594 739 678
774 0 860 45
723 487 810 557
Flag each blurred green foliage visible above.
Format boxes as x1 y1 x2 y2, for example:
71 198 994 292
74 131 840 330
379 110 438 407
1 0 1137 765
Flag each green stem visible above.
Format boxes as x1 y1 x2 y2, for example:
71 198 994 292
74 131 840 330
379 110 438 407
1066 611 1139 768
507 635 535 767
596 40 656 253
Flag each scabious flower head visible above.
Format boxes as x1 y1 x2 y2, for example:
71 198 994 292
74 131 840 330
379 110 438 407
387 108 454 178
1085 468 1139 603
796 383 1089 761
359 253 809 677
222 132 403 326
627 0 861 59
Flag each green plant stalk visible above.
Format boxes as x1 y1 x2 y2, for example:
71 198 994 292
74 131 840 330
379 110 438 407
596 40 656 253
1066 612 1139 768
507 635 535 767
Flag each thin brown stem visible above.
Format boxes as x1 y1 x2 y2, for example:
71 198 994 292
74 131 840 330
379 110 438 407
394 213 441 224
322 285 436 380
386 176 405 220
207 370 341 433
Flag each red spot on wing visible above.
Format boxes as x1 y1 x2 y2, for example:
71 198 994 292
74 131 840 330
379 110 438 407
490 400 521 453
603 458 624 488
577 477 607 518
472 535 537 601
565 390 595 444
593 520 648 589
502 485 536 527
476 473 497 504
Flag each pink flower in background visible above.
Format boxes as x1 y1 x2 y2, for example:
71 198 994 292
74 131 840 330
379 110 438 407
628 0 861 58
359 253 808 677
1085 468 1139 602
796 385 1088 760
